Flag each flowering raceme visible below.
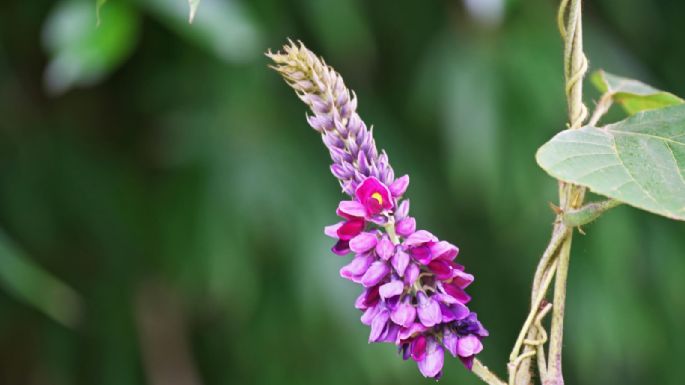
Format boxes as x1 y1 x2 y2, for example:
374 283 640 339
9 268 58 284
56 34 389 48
267 41 487 379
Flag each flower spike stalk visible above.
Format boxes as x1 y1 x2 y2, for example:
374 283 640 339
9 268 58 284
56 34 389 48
267 40 488 379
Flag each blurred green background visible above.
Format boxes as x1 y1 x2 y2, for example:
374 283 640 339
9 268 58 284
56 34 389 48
1 0 684 384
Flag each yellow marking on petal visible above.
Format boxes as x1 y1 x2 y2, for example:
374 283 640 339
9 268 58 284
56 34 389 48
371 192 383 205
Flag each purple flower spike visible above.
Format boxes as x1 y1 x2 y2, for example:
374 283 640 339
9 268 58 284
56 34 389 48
268 40 487 379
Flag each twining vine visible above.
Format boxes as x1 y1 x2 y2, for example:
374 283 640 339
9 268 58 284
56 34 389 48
509 1 588 384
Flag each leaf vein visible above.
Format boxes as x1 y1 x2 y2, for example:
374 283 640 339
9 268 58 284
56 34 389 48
664 142 685 187
608 129 685 146
574 163 624 181
545 153 616 169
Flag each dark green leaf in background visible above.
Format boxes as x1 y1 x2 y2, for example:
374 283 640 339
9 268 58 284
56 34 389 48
42 0 140 94
0 231 83 328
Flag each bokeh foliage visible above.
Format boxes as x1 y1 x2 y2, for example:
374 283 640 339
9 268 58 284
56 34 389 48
0 0 684 384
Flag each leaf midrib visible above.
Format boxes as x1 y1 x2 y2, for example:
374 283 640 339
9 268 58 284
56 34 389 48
604 127 685 146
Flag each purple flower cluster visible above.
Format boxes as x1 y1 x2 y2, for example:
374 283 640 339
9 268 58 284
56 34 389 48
268 41 487 379
325 177 488 378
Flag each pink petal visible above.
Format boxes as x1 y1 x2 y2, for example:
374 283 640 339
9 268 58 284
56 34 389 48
417 337 444 378
360 261 390 287
389 175 410 197
404 263 420 286
337 218 364 240
398 323 427 344
430 241 459 261
349 232 378 253
354 290 367 310
361 304 381 325
410 335 427 362
451 270 474 288
395 217 416 237
404 230 437 247
442 282 472 304
379 323 400 343
391 300 416 327
331 240 350 255
417 292 442 327
433 293 457 305
324 222 343 238
356 286 380 310
394 199 410 220
443 329 459 357
379 280 404 299
457 335 483 357
337 200 366 218
428 259 453 280
340 254 374 282
410 245 433 265
391 249 410 277
440 302 470 322
369 309 390 342
375 236 395 261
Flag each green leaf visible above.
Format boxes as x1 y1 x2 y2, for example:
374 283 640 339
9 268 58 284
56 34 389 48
188 0 200 23
536 104 685 221
42 0 140 94
591 70 684 115
0 230 83 328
